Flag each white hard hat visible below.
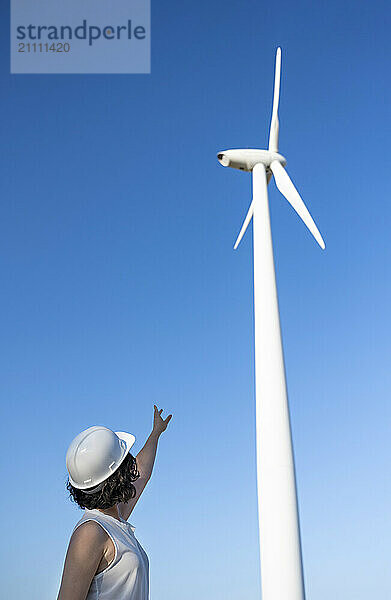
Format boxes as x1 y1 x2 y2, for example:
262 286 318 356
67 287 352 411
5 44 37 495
66 426 136 490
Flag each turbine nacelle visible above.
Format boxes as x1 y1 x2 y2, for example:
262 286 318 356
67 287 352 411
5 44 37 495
217 149 286 172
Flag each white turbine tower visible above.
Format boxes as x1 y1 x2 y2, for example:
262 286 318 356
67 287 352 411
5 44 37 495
217 48 325 600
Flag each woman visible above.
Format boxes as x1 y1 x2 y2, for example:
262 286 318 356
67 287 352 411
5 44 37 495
58 405 172 600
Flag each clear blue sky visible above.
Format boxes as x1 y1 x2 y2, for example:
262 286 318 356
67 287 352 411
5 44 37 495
1 1 390 598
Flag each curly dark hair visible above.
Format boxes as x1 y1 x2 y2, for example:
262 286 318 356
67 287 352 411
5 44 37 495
67 453 140 510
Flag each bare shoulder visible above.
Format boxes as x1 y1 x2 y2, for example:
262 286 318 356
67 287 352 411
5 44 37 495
58 521 111 600
69 520 109 556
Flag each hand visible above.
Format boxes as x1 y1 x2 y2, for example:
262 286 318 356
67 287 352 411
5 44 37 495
153 405 172 435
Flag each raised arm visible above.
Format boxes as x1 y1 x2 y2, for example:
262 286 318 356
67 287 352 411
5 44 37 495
120 405 172 520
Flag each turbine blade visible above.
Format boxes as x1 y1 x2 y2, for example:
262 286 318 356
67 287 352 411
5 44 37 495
270 160 325 249
234 199 254 249
268 47 281 152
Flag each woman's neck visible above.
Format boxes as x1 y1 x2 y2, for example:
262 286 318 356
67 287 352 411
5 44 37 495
98 504 122 521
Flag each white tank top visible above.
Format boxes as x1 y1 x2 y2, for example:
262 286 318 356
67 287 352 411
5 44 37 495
73 508 149 600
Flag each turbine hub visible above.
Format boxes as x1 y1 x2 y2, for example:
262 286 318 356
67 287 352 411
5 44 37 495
217 149 286 172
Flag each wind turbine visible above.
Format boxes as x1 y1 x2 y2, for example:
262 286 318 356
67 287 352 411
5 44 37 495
217 48 325 600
